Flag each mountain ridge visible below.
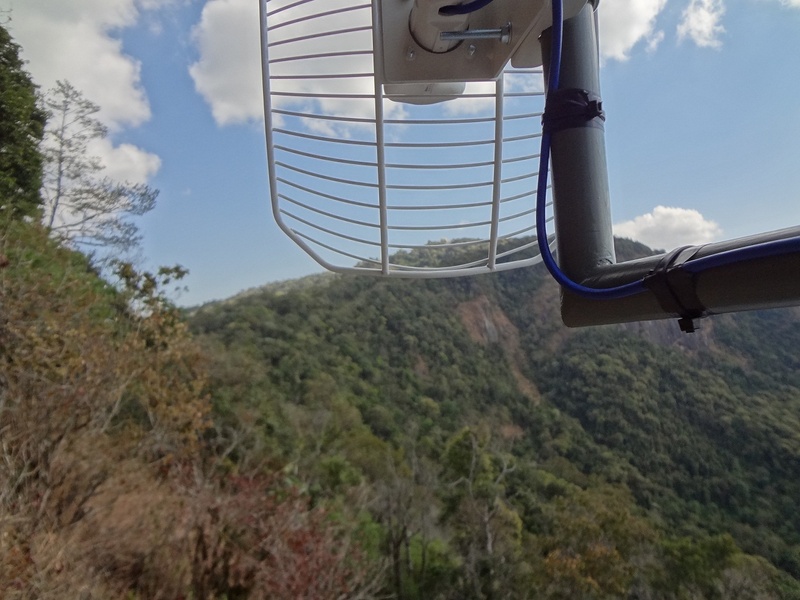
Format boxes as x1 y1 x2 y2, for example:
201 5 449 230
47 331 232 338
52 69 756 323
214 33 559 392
188 236 800 597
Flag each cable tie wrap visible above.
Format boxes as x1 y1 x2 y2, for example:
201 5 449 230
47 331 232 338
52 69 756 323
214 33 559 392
644 246 709 332
542 88 605 134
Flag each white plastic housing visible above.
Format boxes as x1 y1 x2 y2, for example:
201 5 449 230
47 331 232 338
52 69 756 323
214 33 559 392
408 0 470 53
378 0 589 84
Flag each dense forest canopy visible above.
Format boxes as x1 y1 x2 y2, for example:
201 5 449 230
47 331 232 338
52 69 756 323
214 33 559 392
0 24 45 219
188 238 800 599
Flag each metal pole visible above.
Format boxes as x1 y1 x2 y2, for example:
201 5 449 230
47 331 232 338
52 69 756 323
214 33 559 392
540 2 800 329
567 226 800 326
541 2 615 283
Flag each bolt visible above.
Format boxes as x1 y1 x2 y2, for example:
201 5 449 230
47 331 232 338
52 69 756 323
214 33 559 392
500 23 511 44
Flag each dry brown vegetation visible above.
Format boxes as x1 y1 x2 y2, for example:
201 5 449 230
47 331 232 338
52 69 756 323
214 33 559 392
0 221 379 599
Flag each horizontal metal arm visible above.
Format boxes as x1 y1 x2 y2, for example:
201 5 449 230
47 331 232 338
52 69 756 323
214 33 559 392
562 226 800 328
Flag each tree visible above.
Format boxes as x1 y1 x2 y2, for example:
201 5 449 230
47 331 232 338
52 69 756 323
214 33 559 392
42 80 157 256
0 24 46 218
440 426 524 599
535 486 656 600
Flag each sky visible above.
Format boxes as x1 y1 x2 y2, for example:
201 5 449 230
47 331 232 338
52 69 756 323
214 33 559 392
3 0 800 306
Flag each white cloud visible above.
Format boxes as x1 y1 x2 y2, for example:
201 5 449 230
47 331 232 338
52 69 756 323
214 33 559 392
645 29 666 53
189 0 263 126
614 205 722 249
90 139 162 185
1 0 167 184
597 0 669 61
186 0 800 131
677 0 726 48
190 0 409 134
1 0 173 129
442 81 496 116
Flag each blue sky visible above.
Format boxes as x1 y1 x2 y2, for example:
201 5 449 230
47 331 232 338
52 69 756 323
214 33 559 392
4 0 800 305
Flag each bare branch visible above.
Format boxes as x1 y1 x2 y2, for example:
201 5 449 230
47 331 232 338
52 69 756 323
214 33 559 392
41 80 158 258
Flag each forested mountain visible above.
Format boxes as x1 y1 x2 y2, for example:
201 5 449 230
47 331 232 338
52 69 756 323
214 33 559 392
187 238 800 599
4 221 800 598
3 18 800 599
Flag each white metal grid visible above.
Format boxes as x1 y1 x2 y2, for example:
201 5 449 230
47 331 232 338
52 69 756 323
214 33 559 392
260 0 555 277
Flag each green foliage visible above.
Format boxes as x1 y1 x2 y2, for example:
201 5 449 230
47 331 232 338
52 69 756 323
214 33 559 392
540 327 800 577
657 534 739 597
190 246 800 598
5 19 797 596
712 309 800 389
5 204 798 598
0 25 45 218
533 485 656 599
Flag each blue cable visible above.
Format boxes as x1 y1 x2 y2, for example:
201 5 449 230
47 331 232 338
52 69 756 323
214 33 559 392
535 0 647 299
439 0 495 16
681 237 800 274
535 0 800 300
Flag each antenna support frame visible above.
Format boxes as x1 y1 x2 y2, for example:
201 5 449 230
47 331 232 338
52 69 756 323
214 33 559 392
377 0 589 84
543 3 800 328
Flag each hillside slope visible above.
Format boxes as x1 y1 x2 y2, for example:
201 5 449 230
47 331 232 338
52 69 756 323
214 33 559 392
189 238 800 598
0 220 381 598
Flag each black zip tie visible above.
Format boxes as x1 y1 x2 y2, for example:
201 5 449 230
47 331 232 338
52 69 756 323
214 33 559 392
644 246 709 333
542 88 606 134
